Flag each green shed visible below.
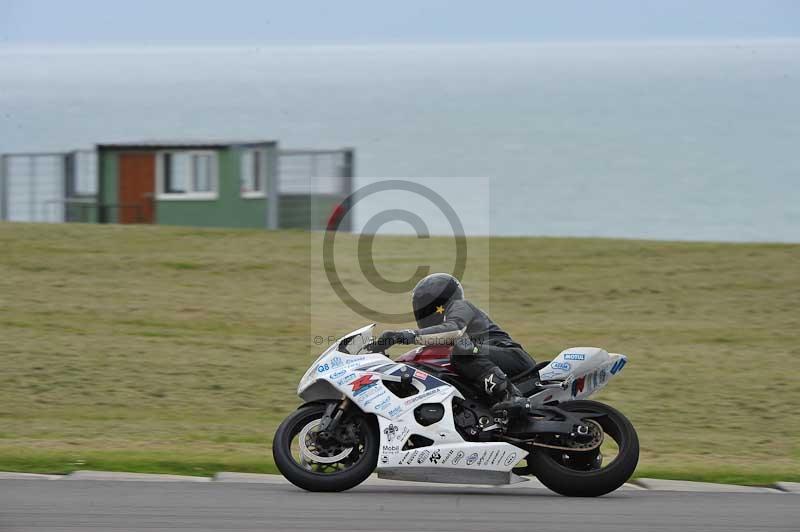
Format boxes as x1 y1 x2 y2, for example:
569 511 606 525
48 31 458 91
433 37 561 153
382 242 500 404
96 140 353 230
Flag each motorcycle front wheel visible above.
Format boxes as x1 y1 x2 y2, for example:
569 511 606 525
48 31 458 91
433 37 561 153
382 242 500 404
529 400 639 497
272 402 379 492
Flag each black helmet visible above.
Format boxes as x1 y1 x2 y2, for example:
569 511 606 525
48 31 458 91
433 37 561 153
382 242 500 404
412 273 464 329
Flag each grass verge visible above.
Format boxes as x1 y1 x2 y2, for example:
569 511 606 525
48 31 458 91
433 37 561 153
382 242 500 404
1 223 798 484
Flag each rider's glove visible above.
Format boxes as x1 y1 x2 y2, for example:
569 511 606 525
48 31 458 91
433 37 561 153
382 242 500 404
377 329 417 347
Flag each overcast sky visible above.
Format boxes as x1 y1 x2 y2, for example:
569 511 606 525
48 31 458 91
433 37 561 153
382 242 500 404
1 0 799 46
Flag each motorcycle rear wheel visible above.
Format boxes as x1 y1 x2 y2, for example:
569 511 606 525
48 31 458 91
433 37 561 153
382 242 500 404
272 402 379 492
529 400 639 497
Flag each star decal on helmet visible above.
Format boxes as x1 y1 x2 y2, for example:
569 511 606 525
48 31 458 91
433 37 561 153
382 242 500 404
435 305 445 314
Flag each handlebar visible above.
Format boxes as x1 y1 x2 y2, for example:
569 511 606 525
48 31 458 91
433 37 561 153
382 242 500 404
363 341 387 354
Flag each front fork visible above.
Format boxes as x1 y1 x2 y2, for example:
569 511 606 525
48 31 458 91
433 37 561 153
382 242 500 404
317 397 352 442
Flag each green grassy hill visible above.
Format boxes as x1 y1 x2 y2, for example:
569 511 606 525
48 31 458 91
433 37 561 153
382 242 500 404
1 223 798 484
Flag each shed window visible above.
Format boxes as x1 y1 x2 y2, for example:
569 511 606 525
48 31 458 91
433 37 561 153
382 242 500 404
192 155 213 192
241 149 267 198
158 151 218 200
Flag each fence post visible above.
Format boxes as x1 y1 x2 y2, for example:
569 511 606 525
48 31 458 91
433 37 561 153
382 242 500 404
64 152 75 223
0 154 6 221
342 149 355 233
265 142 280 230
97 148 107 224
29 155 36 222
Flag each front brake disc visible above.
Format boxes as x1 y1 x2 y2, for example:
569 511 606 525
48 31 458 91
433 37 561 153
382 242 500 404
298 419 354 464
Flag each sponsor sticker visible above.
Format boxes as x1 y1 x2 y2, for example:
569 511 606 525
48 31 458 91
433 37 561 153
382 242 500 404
477 451 488 466
569 367 609 399
356 388 383 403
383 424 399 441
416 450 430 464
362 389 387 406
452 451 465 465
466 452 479 466
443 449 454 463
563 353 586 361
504 452 518 467
382 444 400 454
413 370 429 381
387 406 402 417
404 389 438 406
590 368 608 389
351 375 379 396
551 361 571 371
402 450 418 465
374 396 392 411
336 372 356 385
330 369 347 379
610 357 627 375
429 450 442 464
571 376 586 397
380 455 389 464
330 356 344 368
316 364 330 373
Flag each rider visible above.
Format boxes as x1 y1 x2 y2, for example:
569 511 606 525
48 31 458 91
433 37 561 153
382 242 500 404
374 273 536 417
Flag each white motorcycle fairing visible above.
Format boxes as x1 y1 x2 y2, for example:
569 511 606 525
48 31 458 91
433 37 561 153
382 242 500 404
297 325 628 486
529 347 628 407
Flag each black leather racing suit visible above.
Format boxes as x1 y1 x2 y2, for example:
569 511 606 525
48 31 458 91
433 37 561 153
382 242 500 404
414 299 536 384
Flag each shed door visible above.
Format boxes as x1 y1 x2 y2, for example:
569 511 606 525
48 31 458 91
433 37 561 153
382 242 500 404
118 153 155 224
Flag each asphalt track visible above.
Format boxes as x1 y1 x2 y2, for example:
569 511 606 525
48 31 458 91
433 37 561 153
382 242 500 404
2 479 797 532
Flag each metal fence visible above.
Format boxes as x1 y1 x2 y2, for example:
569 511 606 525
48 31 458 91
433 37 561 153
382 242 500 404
0 150 97 223
278 148 354 231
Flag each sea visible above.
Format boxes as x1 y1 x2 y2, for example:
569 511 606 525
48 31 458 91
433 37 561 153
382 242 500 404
1 40 798 242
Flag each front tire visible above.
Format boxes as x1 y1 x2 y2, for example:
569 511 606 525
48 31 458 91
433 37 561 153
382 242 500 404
530 400 639 497
272 402 379 492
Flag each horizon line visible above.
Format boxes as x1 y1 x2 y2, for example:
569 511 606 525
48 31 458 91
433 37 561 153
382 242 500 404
2 36 800 53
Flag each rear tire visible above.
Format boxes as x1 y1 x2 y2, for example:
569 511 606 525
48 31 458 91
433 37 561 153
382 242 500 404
272 403 379 492
530 400 639 497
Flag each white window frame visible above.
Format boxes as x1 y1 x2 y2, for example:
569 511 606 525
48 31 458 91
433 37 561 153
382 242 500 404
156 150 219 201
240 148 268 199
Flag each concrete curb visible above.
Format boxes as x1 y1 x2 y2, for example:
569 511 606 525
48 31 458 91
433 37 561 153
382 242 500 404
212 472 644 490
0 471 791 493
773 481 800 493
65 470 211 482
633 478 782 493
0 472 63 480
213 472 287 483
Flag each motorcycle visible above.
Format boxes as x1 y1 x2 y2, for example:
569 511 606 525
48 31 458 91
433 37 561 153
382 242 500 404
273 324 639 496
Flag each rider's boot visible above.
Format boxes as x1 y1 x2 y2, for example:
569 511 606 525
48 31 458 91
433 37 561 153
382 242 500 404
452 337 531 419
480 367 531 419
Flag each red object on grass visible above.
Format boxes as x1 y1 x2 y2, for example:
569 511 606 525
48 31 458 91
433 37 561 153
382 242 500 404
327 202 346 231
